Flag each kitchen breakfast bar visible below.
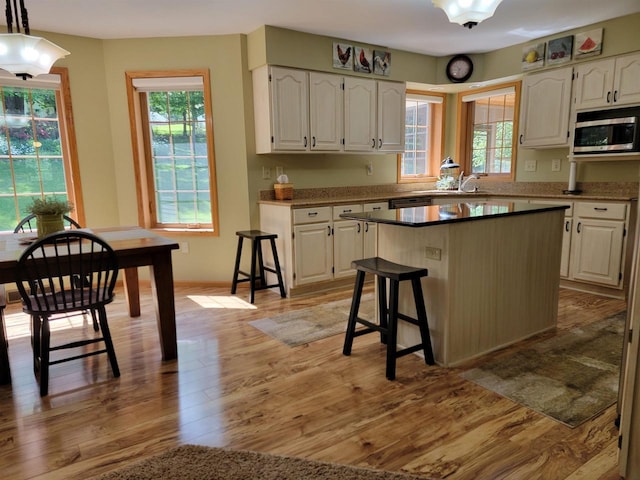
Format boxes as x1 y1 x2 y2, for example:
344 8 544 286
341 200 568 367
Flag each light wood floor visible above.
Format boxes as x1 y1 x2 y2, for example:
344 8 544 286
0 283 627 480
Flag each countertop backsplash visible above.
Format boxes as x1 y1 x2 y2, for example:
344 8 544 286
259 181 639 205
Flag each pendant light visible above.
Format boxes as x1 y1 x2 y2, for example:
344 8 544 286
0 0 69 80
432 0 504 29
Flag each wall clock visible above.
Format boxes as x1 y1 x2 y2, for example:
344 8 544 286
446 54 473 83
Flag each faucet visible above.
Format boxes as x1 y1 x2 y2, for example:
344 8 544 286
458 171 479 193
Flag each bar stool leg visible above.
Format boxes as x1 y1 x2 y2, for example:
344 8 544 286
343 270 366 356
249 238 259 304
256 240 266 288
377 276 388 345
411 277 435 365
269 237 286 298
386 279 400 380
230 236 244 294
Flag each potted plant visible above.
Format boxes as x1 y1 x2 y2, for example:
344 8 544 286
26 197 74 238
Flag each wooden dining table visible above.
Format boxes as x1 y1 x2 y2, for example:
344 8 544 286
0 226 180 385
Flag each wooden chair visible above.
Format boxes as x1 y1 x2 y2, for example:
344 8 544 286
15 231 120 396
0 285 9 385
13 213 81 233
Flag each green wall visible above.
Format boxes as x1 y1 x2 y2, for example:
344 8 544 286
17 13 640 283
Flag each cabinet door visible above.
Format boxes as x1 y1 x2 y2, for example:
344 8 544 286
333 220 363 278
519 67 572 147
571 218 624 286
344 77 376 151
293 223 332 285
613 53 640 106
560 218 572 278
270 67 309 151
309 72 343 151
363 221 378 258
574 58 616 110
377 81 406 152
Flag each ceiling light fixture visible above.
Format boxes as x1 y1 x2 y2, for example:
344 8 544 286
0 0 69 80
432 0 504 29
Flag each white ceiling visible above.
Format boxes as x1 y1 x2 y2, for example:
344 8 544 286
19 0 640 57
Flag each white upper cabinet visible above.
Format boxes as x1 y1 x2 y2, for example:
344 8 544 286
519 67 573 148
344 77 377 151
309 72 343 151
574 52 640 110
377 81 406 152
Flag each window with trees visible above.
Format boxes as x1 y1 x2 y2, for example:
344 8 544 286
0 68 82 232
398 91 445 183
456 82 520 180
125 70 219 233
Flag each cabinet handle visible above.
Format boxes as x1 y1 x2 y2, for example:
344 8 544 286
304 136 308 147
594 207 608 211
308 212 318 217
365 222 369 233
378 138 382 148
328 226 332 236
577 222 582 233
614 90 619 102
371 138 375 148
312 136 316 147
565 220 570 232
519 134 523 145
343 209 352 213
373 206 381 210
607 91 611 103
357 223 361 233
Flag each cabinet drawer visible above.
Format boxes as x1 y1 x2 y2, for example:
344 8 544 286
574 202 626 220
293 206 331 224
364 202 389 212
333 204 363 220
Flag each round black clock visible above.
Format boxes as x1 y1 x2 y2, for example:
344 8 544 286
446 54 473 83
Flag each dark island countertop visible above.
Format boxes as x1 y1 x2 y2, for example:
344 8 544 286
339 200 568 227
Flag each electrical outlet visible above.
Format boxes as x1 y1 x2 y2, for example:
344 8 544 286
275 166 284 178
551 159 561 172
180 242 189 254
425 246 441 261
524 160 537 172
262 166 271 179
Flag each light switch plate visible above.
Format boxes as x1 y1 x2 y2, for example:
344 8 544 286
551 159 561 172
425 246 441 260
524 160 537 172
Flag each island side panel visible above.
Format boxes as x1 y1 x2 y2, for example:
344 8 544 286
377 209 564 367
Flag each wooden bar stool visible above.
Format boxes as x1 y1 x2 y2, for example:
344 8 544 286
231 230 286 304
343 257 435 380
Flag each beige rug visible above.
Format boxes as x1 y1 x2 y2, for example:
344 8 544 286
460 311 626 428
250 294 374 347
94 444 426 479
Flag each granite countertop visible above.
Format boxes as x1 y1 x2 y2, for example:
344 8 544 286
338 201 568 228
258 182 639 208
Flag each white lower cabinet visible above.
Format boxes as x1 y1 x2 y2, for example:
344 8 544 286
332 204 364 279
292 207 333 285
570 202 627 287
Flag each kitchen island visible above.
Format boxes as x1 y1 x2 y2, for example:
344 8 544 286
340 201 568 367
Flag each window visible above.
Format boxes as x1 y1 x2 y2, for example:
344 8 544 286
125 70 219 233
398 91 445 183
0 68 82 231
456 82 520 180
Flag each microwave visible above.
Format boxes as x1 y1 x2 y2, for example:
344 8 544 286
573 107 640 154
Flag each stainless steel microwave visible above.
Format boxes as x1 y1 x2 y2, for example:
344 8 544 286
574 107 640 154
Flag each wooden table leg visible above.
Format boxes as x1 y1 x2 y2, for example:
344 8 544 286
123 267 140 317
0 286 10 384
149 251 177 360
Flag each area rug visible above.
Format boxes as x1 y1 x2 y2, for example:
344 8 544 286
249 294 374 347
94 444 426 480
460 311 626 428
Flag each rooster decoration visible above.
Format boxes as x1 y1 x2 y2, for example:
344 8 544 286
333 43 352 69
337 44 351 66
373 51 391 75
354 47 371 73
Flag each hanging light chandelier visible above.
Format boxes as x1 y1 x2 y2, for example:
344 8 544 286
432 0 504 29
0 0 69 79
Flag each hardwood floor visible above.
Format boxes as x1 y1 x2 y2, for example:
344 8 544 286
0 284 627 479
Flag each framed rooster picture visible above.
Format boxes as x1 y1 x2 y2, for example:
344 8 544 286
353 46 372 74
333 42 353 70
373 50 391 76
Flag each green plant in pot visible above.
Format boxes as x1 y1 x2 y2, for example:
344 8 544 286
26 197 74 238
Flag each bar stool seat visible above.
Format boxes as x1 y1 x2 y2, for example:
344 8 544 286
343 257 435 380
231 230 286 304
